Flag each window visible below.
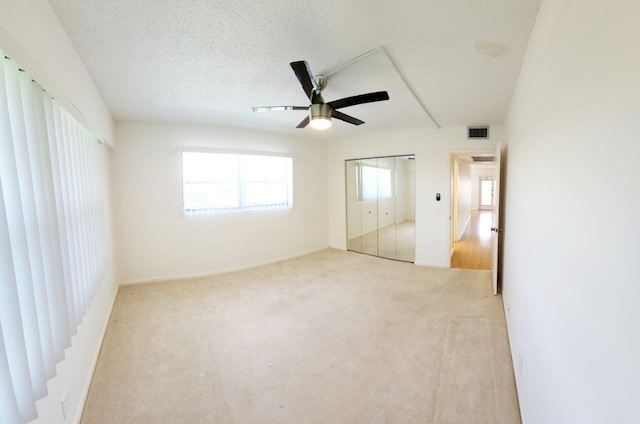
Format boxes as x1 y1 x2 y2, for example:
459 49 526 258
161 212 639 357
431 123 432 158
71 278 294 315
480 178 494 207
182 151 293 215
1 51 108 423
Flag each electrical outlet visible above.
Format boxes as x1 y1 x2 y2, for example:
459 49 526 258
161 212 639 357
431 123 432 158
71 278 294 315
61 388 70 419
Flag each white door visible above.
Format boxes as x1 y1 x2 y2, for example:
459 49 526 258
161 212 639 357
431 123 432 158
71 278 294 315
491 143 502 295
452 159 459 242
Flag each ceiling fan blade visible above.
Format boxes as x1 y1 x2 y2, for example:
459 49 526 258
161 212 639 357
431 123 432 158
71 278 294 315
296 116 310 128
332 110 365 126
328 91 390 110
251 106 308 112
290 61 319 101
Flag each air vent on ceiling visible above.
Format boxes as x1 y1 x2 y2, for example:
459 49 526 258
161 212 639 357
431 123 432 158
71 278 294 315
472 156 495 163
467 126 490 139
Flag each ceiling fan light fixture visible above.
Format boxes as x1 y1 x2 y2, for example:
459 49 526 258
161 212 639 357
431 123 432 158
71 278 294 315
309 103 332 130
310 116 332 130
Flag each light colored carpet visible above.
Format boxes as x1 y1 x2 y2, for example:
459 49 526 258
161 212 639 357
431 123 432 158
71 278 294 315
82 249 520 424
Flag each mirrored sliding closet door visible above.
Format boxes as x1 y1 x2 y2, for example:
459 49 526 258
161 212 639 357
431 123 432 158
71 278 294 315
345 155 415 262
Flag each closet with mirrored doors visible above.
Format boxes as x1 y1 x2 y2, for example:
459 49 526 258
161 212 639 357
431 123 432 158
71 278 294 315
345 155 415 262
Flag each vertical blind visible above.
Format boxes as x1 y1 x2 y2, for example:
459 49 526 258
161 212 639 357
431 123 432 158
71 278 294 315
0 52 108 423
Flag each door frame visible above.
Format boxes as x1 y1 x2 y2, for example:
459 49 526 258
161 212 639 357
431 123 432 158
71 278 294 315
449 149 501 274
344 154 416 263
452 159 459 245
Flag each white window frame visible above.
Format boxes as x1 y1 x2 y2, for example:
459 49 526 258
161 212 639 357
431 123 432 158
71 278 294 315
179 148 294 216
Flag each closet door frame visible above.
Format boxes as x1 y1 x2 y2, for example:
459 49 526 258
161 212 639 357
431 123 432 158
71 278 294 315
344 154 415 263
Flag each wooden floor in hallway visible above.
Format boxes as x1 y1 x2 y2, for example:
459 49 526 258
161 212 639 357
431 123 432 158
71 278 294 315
451 210 493 270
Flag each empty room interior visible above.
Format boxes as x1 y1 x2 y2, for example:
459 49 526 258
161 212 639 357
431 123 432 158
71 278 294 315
1 0 638 423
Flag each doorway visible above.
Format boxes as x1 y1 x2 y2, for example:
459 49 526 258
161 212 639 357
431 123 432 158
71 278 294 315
450 154 496 270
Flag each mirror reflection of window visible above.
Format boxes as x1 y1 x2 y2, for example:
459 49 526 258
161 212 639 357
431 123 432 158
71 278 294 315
377 168 392 199
361 165 378 201
358 165 391 201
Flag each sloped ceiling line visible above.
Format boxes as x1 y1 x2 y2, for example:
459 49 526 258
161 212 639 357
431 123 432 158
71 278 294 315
48 0 543 138
326 46 440 128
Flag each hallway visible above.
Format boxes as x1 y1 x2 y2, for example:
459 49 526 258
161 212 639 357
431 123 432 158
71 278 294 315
451 210 493 270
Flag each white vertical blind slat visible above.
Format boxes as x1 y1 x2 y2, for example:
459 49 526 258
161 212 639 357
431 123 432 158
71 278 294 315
0 63 38 423
18 71 57 381
58 109 82 328
0 179 37 424
83 129 100 291
0 324 21 424
68 114 86 322
67 118 85 312
79 125 93 310
74 118 89 316
42 93 75 342
34 88 70 363
0 52 109 423
91 136 108 281
44 98 77 338
79 129 93 294
77 122 91 312
2 57 47 402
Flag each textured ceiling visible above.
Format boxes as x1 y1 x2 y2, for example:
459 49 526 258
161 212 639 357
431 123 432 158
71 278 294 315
49 0 541 140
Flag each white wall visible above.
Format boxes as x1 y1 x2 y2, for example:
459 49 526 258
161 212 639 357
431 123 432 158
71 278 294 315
112 123 329 284
0 2 119 424
470 164 495 210
0 0 114 145
456 160 471 239
328 127 500 268
502 1 640 423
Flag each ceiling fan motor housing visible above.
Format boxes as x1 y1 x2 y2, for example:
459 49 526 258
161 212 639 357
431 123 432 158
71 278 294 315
310 103 332 120
314 75 328 92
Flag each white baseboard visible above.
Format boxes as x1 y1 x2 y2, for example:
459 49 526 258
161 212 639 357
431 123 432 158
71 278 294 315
458 214 471 240
120 246 330 286
414 259 449 268
74 279 119 424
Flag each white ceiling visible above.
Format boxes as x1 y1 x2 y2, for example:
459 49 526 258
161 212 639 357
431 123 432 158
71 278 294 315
48 0 541 140
454 153 496 165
